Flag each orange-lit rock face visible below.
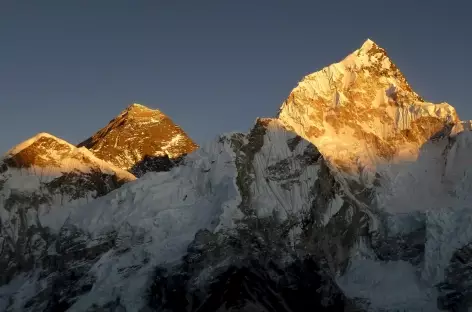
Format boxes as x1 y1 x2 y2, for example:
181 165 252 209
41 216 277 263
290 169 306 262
278 39 458 170
78 103 198 171
2 133 136 182
5 135 79 169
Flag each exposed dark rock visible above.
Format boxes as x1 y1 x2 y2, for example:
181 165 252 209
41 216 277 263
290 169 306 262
438 242 472 311
372 227 425 266
130 154 186 177
45 168 124 201
287 136 302 151
148 232 350 312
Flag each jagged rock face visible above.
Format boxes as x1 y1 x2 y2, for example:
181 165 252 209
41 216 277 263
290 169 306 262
130 154 186 178
149 252 350 312
78 103 198 171
0 171 126 310
0 167 129 310
278 39 458 170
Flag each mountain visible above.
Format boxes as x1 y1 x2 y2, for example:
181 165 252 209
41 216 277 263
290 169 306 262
78 103 198 175
2 39 472 311
0 131 135 201
1 119 354 311
2 132 135 182
0 132 136 307
278 39 457 171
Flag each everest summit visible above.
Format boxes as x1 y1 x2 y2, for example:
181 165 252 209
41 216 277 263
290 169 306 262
78 103 198 175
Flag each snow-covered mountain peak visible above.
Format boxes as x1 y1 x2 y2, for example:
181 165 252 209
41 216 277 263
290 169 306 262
78 103 198 172
278 40 458 171
3 132 135 181
127 102 151 110
357 38 387 58
359 38 376 51
4 132 66 157
2 132 135 181
124 102 164 115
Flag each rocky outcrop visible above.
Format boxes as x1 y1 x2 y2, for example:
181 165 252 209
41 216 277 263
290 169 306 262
130 154 186 178
148 233 351 312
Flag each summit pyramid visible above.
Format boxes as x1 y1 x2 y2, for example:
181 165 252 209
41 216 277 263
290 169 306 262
78 103 198 173
278 39 458 171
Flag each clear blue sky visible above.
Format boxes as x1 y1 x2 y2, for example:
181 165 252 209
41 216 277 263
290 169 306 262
1 0 471 153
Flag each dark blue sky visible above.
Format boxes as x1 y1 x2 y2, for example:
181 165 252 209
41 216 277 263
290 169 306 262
1 0 471 153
